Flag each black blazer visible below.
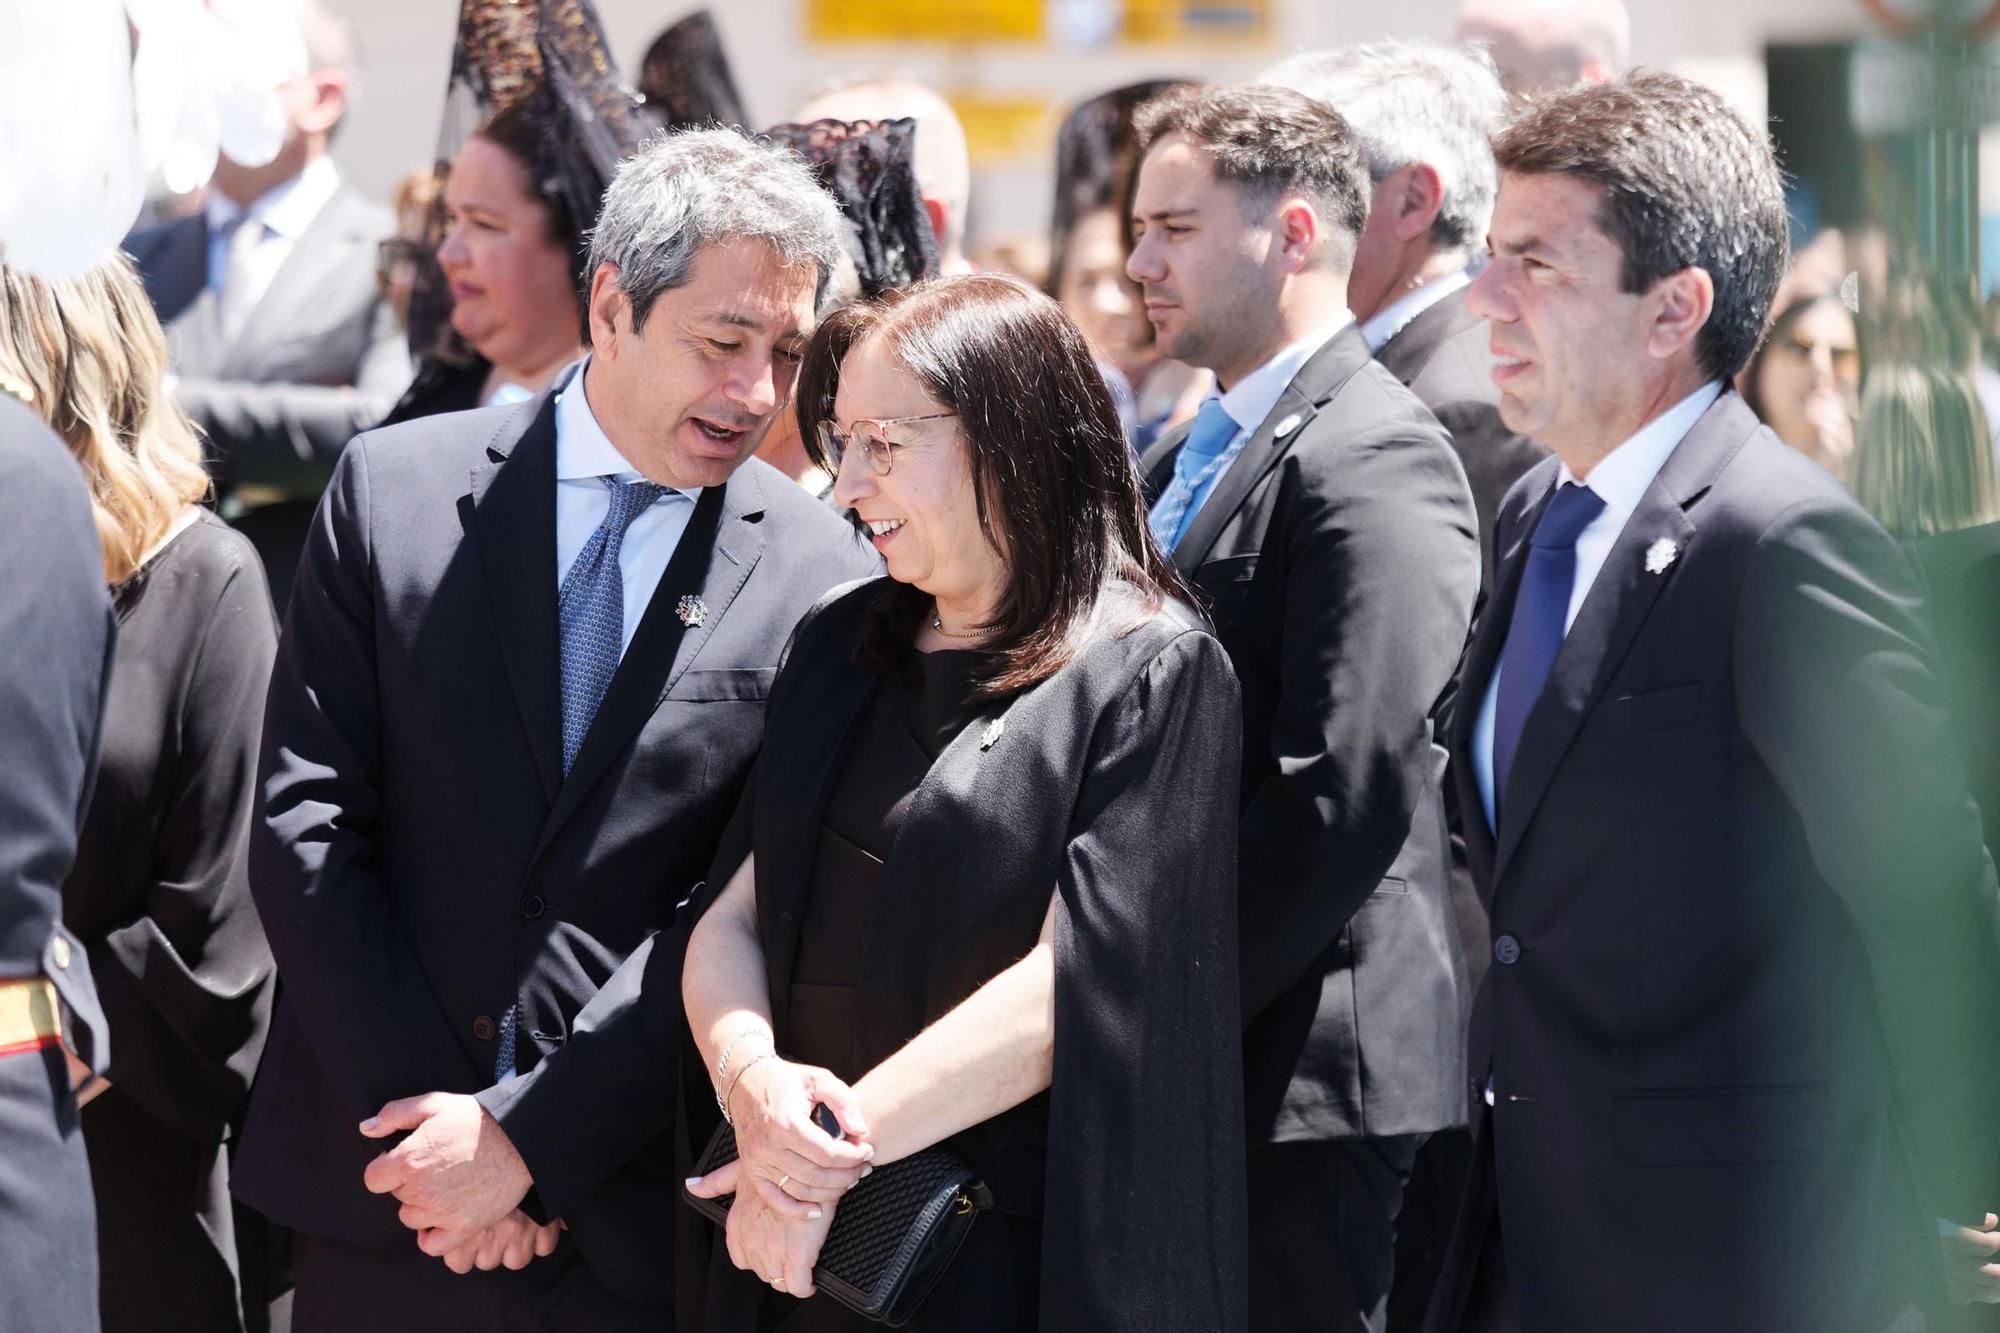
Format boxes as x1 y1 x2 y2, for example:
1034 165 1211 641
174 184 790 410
1432 392 2000 1331
231 388 879 1302
1141 324 1482 1144
681 579 1248 1332
1373 286 1549 586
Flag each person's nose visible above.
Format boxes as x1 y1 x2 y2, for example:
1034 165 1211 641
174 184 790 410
436 223 469 272
1465 258 1515 324
830 434 875 510
725 352 781 418
1127 232 1163 287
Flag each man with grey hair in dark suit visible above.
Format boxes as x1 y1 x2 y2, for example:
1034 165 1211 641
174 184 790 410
124 0 410 608
231 127 878 1330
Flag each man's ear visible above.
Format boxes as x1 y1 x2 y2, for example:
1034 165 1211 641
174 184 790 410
296 70 348 137
587 264 627 356
1646 266 1715 363
1274 197 1323 274
923 197 951 254
1391 163 1446 242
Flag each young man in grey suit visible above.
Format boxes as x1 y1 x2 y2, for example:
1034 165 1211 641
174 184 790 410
0 396 115 1333
1430 72 2000 1331
232 129 878 1331
1129 85 1481 1333
124 2 410 606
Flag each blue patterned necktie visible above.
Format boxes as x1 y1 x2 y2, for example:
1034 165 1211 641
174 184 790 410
497 476 665 1081
1149 399 1242 552
1490 482 1606 825
557 476 666 773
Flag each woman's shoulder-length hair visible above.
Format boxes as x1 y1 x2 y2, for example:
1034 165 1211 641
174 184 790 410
0 252 208 585
797 273 1185 698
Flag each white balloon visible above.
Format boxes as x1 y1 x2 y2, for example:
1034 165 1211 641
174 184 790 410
0 0 145 278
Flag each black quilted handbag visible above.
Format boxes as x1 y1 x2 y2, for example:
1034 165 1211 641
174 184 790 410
685 1121 994 1326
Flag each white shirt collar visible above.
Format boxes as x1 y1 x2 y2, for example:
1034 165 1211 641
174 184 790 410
1215 310 1355 434
1360 269 1471 353
1558 379 1724 520
206 155 342 241
555 358 703 500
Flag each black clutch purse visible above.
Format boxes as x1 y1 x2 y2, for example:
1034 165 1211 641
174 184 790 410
685 1120 993 1326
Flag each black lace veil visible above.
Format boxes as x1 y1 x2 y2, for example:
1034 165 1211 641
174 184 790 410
761 118 939 300
403 0 648 367
637 10 747 133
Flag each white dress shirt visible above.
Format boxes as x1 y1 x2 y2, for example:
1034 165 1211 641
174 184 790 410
554 359 702 659
1472 379 1723 830
1164 311 1355 536
1358 269 1471 354
204 155 342 317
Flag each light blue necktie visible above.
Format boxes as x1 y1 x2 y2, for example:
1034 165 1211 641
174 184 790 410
1149 399 1243 553
497 475 662 1081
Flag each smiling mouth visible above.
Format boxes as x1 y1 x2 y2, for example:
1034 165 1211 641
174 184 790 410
864 518 905 537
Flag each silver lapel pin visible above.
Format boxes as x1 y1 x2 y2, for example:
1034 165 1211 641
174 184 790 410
978 716 1006 751
1644 537 1678 575
1273 412 1304 439
676 594 708 627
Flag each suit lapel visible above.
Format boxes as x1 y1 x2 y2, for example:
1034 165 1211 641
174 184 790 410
1166 325 1376 574
1488 393 1759 885
532 464 765 856
224 190 358 376
1138 423 1187 504
471 396 564 801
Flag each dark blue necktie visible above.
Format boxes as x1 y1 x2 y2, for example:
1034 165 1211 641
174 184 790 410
1491 482 1605 822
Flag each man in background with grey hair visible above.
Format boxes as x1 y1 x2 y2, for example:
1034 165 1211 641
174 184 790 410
1261 45 1546 1332
1454 0 1630 97
126 0 412 609
1264 40 1545 579
231 127 877 1331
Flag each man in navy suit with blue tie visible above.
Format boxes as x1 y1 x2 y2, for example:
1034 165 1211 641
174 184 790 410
233 129 878 1329
1426 72 2000 1331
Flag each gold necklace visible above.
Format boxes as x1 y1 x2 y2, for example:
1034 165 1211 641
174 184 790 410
929 605 985 640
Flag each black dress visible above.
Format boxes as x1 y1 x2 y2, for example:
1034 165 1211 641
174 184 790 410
680 579 1249 1333
765 648 1043 1333
63 510 279 1333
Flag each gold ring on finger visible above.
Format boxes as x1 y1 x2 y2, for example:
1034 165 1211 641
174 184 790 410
773 1277 787 1291
777 1173 791 1191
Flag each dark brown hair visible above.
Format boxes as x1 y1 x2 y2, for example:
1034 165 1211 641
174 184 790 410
1492 70 1789 382
1132 84 1370 269
473 94 584 256
799 274 1185 698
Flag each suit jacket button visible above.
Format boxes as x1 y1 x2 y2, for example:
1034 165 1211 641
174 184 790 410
473 1014 496 1041
51 937 71 970
1493 934 1522 966
520 894 545 920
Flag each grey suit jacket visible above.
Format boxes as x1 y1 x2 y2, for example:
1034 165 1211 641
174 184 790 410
126 184 412 501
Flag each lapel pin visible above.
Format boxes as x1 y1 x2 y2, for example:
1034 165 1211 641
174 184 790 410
979 716 1006 751
1644 538 1678 575
1273 412 1304 439
676 595 708 627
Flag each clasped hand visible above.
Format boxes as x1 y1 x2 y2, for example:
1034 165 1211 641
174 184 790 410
360 1091 559 1273
686 1056 874 1294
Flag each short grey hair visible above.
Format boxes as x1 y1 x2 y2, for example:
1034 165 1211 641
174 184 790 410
587 128 846 333
1262 41 1508 254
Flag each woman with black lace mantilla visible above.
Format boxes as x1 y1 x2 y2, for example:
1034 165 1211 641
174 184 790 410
681 275 1249 1332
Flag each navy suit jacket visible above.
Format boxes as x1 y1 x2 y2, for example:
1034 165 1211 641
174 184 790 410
231 388 877 1302
1431 390 2000 1332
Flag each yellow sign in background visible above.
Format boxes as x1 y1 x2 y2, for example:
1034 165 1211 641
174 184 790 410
805 0 1270 46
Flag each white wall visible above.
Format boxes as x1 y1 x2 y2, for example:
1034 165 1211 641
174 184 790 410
332 0 1863 242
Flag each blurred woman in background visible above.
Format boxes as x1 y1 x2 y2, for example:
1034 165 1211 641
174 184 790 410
0 252 276 1333
1740 292 1860 480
